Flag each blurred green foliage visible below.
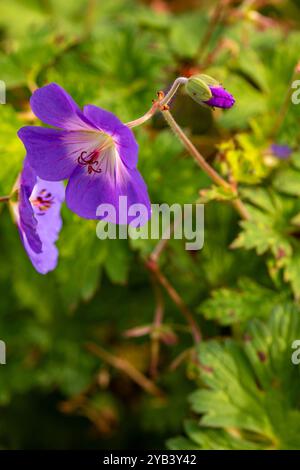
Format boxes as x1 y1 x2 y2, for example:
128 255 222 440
1 0 300 450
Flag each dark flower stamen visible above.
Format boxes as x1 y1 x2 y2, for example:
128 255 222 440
78 150 102 175
32 188 55 215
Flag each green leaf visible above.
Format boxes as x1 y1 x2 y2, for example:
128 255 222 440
172 305 300 449
218 134 269 184
0 106 25 195
231 188 294 258
273 167 300 197
231 188 300 297
291 152 300 171
198 184 237 204
216 75 267 130
199 278 286 325
235 49 269 93
168 421 263 450
56 214 107 308
0 53 27 88
104 239 131 285
283 252 300 300
169 13 208 59
231 218 291 257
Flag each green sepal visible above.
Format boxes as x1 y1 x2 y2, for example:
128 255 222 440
185 74 220 104
185 75 212 104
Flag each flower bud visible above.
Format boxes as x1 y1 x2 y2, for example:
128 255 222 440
185 74 235 109
185 74 213 104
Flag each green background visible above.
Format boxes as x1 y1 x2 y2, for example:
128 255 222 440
1 0 300 450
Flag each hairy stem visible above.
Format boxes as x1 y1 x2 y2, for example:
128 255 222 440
126 77 188 129
126 102 158 129
159 77 188 107
161 110 250 220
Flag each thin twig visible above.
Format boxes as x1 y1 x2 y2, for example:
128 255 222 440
86 342 164 398
146 260 202 344
150 216 179 263
149 277 165 378
150 237 171 264
169 348 194 372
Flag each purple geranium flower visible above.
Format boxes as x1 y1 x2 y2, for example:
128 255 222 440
204 86 235 109
18 83 151 224
270 144 292 160
10 159 64 274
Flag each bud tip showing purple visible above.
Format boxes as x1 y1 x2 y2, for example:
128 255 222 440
204 86 235 109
